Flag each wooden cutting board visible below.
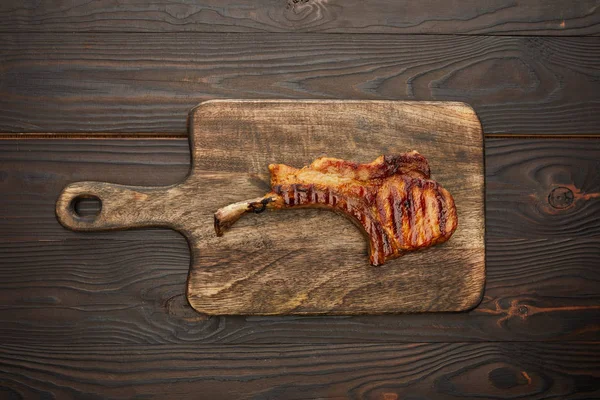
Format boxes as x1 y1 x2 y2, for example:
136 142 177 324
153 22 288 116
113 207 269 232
56 100 485 315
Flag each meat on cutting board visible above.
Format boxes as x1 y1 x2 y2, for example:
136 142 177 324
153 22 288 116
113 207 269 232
214 151 457 266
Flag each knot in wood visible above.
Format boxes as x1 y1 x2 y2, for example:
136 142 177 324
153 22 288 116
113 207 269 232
548 186 574 209
517 305 528 316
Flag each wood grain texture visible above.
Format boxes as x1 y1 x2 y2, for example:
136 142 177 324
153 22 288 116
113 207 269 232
2 33 600 135
54 100 485 315
2 2 598 396
486 138 600 238
2 138 598 242
0 237 597 344
1 137 599 342
1 0 599 35
0 342 598 399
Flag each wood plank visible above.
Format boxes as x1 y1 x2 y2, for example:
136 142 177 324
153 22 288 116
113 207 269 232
1 34 599 135
2 138 598 241
1 0 598 35
0 138 599 342
0 237 597 344
486 138 600 238
0 342 598 399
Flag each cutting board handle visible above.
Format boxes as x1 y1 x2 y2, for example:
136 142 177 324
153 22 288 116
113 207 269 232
56 181 176 231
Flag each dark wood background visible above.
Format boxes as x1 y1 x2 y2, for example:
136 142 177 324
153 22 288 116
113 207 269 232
1 1 599 398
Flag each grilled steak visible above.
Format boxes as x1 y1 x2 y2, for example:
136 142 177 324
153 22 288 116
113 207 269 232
214 151 457 266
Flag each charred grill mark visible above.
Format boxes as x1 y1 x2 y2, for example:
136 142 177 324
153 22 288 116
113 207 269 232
306 184 314 204
419 187 426 244
354 199 394 265
369 220 385 266
390 184 405 249
287 186 295 206
375 185 392 250
387 190 397 244
289 184 316 205
292 185 298 206
335 196 390 266
275 184 290 206
409 185 420 246
403 178 415 247
294 184 312 205
380 227 393 258
401 196 411 250
436 187 447 235
296 185 305 205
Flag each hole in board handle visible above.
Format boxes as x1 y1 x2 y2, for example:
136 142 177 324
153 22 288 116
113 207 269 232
70 195 102 220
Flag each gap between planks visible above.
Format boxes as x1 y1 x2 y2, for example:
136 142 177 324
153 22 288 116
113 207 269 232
2 133 600 140
2 30 599 37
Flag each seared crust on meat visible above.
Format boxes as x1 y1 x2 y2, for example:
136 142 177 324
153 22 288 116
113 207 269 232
214 151 457 266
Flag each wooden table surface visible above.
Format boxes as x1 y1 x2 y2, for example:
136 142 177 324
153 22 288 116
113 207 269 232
1 1 599 398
